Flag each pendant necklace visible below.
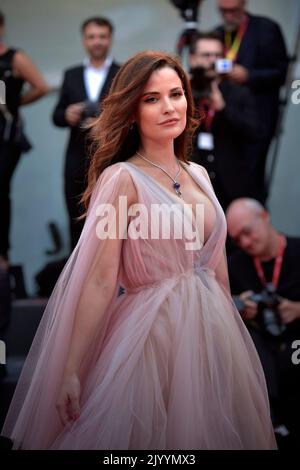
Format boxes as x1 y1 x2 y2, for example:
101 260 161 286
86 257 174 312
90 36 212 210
136 151 182 198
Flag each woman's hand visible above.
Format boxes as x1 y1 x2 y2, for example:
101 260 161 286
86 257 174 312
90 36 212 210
56 373 81 426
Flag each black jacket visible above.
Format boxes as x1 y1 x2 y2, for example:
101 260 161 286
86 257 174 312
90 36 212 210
52 61 120 178
228 236 300 338
229 237 300 300
216 13 288 136
191 80 262 208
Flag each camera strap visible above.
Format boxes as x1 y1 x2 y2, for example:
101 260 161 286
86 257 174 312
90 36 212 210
225 15 249 62
198 99 215 132
253 234 286 290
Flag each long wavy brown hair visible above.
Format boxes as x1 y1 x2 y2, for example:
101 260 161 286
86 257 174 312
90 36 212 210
82 50 198 212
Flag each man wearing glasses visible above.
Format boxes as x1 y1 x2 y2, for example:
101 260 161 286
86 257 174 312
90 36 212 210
189 32 261 210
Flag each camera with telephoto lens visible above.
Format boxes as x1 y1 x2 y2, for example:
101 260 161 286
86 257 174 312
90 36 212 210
170 0 202 23
248 283 286 337
170 1 205 57
190 65 215 100
190 58 232 101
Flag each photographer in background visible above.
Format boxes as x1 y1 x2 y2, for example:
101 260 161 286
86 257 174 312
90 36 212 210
226 198 300 442
215 0 288 203
52 16 120 251
189 32 262 211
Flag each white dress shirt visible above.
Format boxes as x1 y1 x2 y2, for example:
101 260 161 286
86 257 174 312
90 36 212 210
83 55 113 101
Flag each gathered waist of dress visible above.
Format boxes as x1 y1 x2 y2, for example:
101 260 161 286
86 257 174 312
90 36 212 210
125 264 215 294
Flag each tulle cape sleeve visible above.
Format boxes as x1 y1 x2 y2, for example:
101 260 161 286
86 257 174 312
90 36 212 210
2 163 136 449
198 165 231 295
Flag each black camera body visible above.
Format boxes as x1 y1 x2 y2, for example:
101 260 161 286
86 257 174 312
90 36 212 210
170 0 202 22
233 283 286 337
190 60 232 101
190 65 215 100
80 100 101 121
249 283 286 337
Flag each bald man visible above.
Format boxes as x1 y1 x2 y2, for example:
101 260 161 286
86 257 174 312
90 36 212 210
215 0 288 203
226 198 300 440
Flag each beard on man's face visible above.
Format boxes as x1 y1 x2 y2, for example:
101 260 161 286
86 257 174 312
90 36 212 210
88 45 108 60
224 21 240 32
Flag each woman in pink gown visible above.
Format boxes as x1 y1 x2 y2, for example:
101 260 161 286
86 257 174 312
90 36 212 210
2 51 276 450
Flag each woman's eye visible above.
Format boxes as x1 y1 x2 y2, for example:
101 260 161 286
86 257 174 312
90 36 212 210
144 96 158 103
171 92 183 98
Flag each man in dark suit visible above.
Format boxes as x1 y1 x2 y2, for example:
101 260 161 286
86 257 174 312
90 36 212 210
53 17 120 251
189 32 262 210
215 0 288 203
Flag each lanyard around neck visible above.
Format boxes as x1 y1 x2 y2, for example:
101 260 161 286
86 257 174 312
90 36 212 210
253 235 286 290
225 16 249 62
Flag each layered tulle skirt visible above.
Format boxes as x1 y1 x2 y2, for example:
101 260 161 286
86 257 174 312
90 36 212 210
48 269 276 450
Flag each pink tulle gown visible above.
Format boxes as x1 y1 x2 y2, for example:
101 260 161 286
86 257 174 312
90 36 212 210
2 161 277 449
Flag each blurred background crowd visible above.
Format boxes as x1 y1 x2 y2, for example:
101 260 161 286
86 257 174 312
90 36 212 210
0 0 300 449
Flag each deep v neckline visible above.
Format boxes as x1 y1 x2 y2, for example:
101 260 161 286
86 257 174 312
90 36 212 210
123 161 218 246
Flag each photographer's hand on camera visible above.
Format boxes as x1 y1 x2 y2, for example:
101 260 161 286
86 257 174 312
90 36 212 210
239 290 258 320
65 103 85 127
209 80 226 112
228 64 249 85
278 299 300 325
